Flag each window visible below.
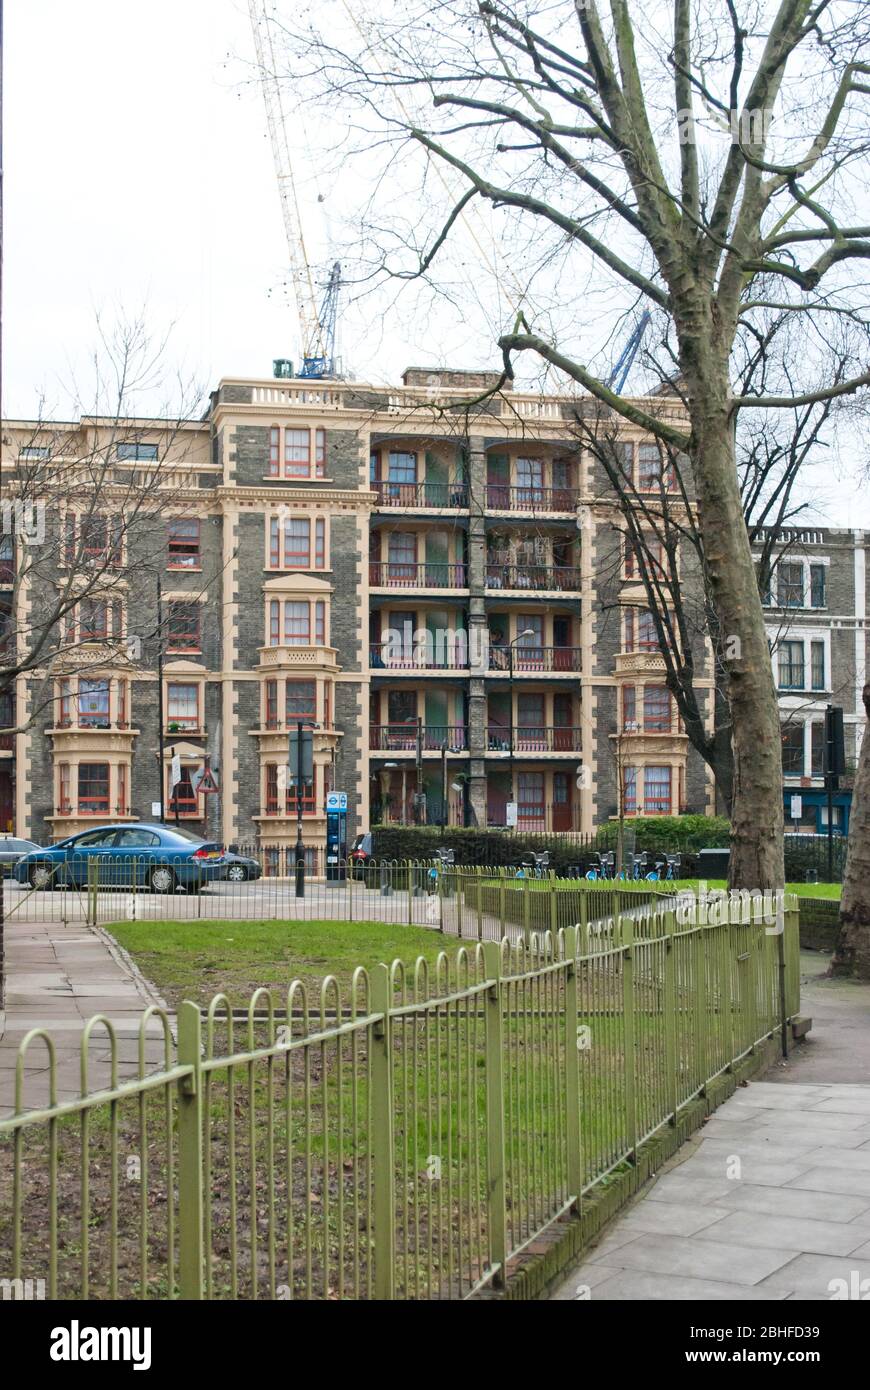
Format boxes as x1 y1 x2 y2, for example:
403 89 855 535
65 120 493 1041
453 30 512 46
315 518 325 568
285 518 311 567
0 535 13 584
777 562 803 607
778 640 805 690
516 457 544 502
781 724 804 777
65 513 122 567
315 600 326 645
284 429 311 478
19 445 50 460
167 682 199 729
59 679 73 727
644 765 672 813
286 681 316 723
637 444 674 491
386 451 417 499
169 768 199 815
623 766 637 814
166 602 201 651
285 601 310 645
624 608 658 652
810 564 826 608
117 828 161 848
269 427 281 477
167 519 200 569
643 685 672 732
811 640 826 691
78 763 110 815
517 772 545 829
622 685 638 732
387 533 417 580
79 679 111 728
265 680 278 730
118 763 128 816
625 533 665 580
117 442 158 461
517 694 545 747
58 763 71 813
118 679 128 727
79 599 108 642
265 763 315 814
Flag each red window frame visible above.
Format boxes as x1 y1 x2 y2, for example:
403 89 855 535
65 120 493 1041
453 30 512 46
315 429 326 478
315 517 325 568
166 602 201 652
285 601 310 645
264 679 279 730
168 767 199 816
643 685 672 732
167 519 201 570
284 518 311 568
269 427 280 477
285 680 317 724
269 600 280 646
284 429 311 478
622 685 637 731
643 765 672 813
58 763 71 814
265 763 316 815
167 682 200 730
78 763 110 816
79 599 108 642
623 766 637 814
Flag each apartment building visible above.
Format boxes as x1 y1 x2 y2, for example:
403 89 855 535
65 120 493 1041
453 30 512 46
759 526 868 834
0 367 725 865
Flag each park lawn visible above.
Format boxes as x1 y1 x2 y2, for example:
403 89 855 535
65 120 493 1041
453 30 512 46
108 917 456 1011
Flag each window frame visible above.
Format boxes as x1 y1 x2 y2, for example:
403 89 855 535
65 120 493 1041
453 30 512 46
167 518 201 570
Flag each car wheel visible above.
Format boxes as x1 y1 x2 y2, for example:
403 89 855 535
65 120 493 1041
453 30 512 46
226 864 248 883
29 863 54 891
149 865 176 894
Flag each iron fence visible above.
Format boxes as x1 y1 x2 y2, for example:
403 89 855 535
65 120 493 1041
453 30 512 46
0 871 800 1300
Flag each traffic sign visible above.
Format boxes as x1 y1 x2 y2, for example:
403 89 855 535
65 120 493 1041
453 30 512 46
193 765 221 795
326 791 347 811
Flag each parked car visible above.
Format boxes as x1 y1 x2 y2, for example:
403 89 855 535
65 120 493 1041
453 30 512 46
13 824 226 893
0 835 43 877
218 849 262 883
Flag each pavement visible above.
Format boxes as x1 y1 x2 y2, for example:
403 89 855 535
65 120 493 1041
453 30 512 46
0 915 170 1116
552 950 870 1301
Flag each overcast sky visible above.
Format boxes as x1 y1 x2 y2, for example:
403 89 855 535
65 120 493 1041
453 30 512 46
3 0 866 526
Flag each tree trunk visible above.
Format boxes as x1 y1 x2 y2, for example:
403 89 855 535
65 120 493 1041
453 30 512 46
684 351 784 890
831 684 870 979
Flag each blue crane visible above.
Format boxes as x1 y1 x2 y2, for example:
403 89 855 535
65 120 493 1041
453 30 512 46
606 311 652 393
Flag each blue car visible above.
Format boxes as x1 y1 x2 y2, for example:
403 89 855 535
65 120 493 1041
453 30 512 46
13 823 226 893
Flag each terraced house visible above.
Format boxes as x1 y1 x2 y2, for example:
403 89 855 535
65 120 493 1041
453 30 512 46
7 367 859 868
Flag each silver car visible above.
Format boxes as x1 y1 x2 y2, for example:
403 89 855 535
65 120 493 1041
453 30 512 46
0 835 43 877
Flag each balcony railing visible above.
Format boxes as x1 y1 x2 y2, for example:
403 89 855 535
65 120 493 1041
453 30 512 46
369 641 469 671
369 723 468 752
369 561 468 589
485 485 579 512
373 480 469 509
486 725 582 753
486 801 581 833
621 715 681 735
489 645 580 673
485 564 580 592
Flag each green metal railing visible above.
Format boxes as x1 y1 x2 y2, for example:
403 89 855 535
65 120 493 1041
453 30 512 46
0 880 800 1300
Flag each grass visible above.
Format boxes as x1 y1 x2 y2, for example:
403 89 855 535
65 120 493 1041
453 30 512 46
108 917 455 1012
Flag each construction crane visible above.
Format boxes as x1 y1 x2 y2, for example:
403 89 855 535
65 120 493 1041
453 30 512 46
249 1 341 378
606 310 651 394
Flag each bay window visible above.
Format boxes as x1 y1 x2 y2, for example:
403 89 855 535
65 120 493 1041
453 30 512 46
643 685 672 732
79 679 111 728
78 763 110 815
644 765 672 813
266 597 329 647
268 515 327 570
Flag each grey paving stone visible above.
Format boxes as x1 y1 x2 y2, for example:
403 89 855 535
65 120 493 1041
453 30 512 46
671 1155 814 1187
717 1182 870 1224
586 1269 792 1301
591 1231 797 1285
551 1263 626 1298
699 1210 870 1257
787 1167 870 1197
646 1174 738 1206
758 1252 870 1298
811 1095 870 1116
615 1202 733 1237
799 1146 870 1172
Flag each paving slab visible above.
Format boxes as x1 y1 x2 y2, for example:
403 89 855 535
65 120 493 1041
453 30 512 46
552 956 870 1302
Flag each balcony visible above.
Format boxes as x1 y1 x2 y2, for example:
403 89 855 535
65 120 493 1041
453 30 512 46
485 485 579 513
373 480 469 510
369 561 468 590
486 726 582 754
369 640 469 672
485 564 580 592
488 645 580 673
370 723 468 752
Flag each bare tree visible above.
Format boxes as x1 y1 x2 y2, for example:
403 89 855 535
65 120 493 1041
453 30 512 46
0 316 205 734
286 0 870 886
